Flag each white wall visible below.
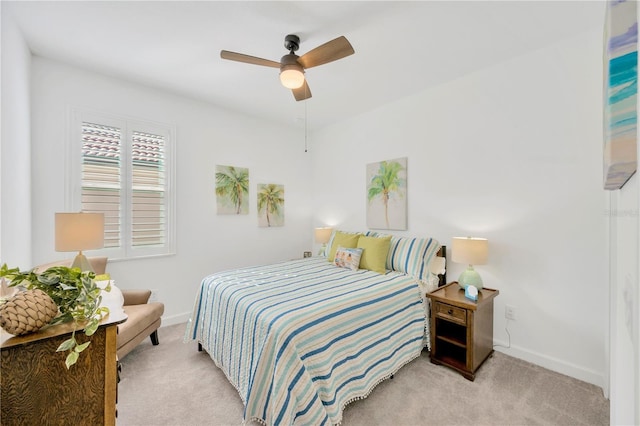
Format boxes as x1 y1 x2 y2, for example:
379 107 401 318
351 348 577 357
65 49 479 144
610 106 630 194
608 172 639 425
607 10 640 424
29 57 313 325
0 6 32 266
311 29 607 388
606 4 640 413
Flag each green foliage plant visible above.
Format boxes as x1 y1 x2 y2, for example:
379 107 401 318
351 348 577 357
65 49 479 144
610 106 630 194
0 263 110 368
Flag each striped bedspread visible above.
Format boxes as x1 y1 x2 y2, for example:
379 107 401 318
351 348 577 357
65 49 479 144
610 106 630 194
186 257 427 425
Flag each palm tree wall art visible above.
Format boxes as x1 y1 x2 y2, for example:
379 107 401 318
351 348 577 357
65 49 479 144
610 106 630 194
215 165 249 215
257 183 285 227
366 157 407 230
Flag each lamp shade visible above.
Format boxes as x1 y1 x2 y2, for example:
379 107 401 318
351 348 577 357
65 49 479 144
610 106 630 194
55 213 105 252
452 237 488 290
314 227 333 244
451 237 488 266
280 65 305 89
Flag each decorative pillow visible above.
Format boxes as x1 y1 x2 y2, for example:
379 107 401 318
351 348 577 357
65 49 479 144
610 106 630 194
327 231 362 262
387 236 441 282
333 246 363 271
95 279 125 315
357 235 392 274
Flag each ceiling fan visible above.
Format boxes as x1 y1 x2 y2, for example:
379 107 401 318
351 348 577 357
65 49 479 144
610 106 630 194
220 34 355 101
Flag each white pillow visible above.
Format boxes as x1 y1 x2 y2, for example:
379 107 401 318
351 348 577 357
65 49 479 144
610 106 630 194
430 256 446 275
95 280 125 316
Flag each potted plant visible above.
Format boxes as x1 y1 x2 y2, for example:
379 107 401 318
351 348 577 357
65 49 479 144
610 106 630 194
0 264 110 368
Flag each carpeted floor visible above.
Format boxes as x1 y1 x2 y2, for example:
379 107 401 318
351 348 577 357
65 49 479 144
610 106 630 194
117 323 609 425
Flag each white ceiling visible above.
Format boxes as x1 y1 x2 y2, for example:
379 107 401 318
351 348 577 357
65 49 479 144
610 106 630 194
4 1 605 130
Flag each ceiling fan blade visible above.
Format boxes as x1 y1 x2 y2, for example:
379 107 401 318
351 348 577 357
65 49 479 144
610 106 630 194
292 80 312 101
298 36 355 69
220 50 280 68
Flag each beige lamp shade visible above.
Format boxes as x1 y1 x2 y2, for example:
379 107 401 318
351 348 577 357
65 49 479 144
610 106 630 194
452 237 488 290
451 237 488 265
314 227 333 257
55 213 105 252
314 227 333 244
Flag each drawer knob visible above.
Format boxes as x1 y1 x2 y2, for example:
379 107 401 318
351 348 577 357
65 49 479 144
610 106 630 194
448 309 454 315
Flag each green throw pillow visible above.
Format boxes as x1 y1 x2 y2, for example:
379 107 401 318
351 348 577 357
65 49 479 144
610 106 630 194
357 235 392 274
327 231 362 262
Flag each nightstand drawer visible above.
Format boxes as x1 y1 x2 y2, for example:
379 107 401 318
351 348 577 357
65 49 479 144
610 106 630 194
434 301 467 325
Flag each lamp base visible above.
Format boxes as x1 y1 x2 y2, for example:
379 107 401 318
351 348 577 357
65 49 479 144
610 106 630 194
457 265 483 290
317 243 327 257
71 252 94 272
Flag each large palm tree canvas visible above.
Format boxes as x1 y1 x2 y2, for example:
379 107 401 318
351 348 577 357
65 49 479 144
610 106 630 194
366 157 407 230
215 165 249 215
257 183 284 227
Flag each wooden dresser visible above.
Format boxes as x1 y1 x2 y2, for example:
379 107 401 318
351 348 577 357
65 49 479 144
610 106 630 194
1 313 126 425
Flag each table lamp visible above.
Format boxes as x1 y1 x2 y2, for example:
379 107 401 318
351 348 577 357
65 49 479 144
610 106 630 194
452 237 488 290
314 227 333 256
55 212 105 272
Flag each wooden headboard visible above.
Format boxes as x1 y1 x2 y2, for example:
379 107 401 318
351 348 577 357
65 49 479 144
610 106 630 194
437 245 447 287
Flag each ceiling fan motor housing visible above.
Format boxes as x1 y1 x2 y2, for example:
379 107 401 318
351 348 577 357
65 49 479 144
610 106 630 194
281 35 304 80
284 34 300 53
280 53 302 70
279 53 305 89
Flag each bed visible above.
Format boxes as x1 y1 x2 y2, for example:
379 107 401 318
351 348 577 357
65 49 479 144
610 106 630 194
186 232 445 425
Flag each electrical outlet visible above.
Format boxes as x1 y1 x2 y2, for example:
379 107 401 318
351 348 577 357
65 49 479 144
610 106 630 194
149 289 159 303
505 305 517 321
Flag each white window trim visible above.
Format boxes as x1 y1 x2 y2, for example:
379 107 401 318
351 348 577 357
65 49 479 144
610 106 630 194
66 107 176 260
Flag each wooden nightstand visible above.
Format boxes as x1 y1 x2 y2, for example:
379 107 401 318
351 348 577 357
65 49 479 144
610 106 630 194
426 282 499 381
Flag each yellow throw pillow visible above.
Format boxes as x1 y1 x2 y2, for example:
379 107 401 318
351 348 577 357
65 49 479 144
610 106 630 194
357 235 392 274
327 231 362 262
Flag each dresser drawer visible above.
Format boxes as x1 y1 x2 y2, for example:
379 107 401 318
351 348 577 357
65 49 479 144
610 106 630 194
434 301 467 325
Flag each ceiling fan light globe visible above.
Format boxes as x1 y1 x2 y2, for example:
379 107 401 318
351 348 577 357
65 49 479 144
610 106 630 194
280 67 305 89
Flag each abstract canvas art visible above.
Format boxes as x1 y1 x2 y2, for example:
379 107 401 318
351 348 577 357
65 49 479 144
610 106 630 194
603 0 637 190
215 165 249 215
366 157 407 230
257 183 284 227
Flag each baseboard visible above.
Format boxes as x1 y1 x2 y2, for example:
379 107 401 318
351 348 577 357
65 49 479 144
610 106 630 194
159 311 191 328
494 338 606 393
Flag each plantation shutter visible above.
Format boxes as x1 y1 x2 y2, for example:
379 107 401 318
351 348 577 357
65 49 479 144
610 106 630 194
81 122 122 248
71 109 174 259
131 131 166 247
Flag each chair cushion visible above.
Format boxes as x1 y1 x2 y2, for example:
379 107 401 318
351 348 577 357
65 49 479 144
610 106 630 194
122 289 151 305
118 302 164 346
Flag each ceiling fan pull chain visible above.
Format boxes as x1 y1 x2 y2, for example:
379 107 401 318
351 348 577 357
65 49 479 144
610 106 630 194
304 99 308 153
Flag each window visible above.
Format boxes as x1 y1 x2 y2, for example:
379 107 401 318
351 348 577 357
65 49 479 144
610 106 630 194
68 109 175 259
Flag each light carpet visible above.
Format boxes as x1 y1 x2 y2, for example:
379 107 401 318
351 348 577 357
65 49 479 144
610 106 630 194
117 323 609 425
